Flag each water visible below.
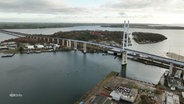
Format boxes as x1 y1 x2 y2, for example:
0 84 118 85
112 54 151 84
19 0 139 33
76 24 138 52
0 51 165 104
0 33 16 42
1 25 182 103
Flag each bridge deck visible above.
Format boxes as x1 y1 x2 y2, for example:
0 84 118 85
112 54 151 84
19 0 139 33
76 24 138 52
1 29 184 68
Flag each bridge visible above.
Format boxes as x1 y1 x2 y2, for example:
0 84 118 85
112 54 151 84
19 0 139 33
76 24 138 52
0 29 29 37
1 26 184 71
23 35 184 69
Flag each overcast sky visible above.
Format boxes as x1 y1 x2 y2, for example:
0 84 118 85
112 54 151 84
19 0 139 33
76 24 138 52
0 0 184 24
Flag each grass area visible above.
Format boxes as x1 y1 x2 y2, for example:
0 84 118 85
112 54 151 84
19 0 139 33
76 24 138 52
132 32 167 44
166 52 184 62
52 30 123 44
0 48 19 54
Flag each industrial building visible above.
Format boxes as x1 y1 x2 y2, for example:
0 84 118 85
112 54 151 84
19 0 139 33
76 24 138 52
174 70 182 79
165 92 180 104
0 41 17 49
110 87 138 103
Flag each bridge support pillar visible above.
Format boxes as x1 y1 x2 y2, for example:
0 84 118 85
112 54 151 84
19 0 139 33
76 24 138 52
83 43 87 53
39 37 42 41
36 36 39 40
52 38 55 43
26 35 29 38
43 37 46 42
66 40 71 48
69 40 72 48
120 51 127 77
62 40 65 46
57 39 60 44
169 63 173 76
74 42 77 50
47 37 50 43
66 41 69 47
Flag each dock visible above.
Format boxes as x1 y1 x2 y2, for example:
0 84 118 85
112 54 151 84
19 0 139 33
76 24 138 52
75 71 119 104
76 71 165 104
1 53 15 58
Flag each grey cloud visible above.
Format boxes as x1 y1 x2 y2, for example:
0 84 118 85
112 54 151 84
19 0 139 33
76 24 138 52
105 0 152 9
104 0 183 10
0 0 87 14
119 12 128 17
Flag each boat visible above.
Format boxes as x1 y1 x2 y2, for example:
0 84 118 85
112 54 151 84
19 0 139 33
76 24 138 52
0 46 8 50
34 50 41 53
1 53 15 58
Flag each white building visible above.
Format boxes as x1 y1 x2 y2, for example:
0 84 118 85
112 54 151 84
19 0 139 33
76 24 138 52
1 42 16 46
165 92 180 104
182 92 184 98
26 45 35 49
35 45 44 49
110 91 121 101
53 44 60 48
110 87 138 103
174 70 182 79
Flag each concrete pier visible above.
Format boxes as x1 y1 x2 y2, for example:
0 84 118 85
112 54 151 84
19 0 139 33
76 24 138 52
66 40 72 48
66 41 68 47
35 36 38 40
74 42 77 50
69 40 72 48
122 52 127 65
39 37 41 41
169 63 173 76
121 52 127 77
43 37 46 41
62 40 65 46
57 39 60 44
47 37 50 43
52 38 55 43
83 43 87 53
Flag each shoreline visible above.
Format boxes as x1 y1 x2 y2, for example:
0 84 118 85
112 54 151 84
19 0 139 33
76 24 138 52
166 52 184 62
75 71 162 104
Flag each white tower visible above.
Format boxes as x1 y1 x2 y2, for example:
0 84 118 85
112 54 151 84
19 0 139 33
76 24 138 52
121 20 130 77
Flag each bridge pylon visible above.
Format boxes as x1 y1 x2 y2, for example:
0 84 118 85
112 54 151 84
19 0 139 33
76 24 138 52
121 20 131 77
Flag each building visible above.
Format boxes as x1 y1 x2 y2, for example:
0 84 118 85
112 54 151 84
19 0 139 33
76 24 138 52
174 70 182 79
0 42 16 46
0 46 8 50
110 87 138 103
25 45 35 50
35 45 44 49
165 92 180 104
167 77 177 90
0 41 17 49
110 91 121 101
